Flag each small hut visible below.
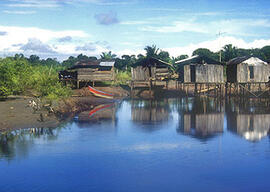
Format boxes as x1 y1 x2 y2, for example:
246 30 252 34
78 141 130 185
59 60 115 87
175 55 224 83
131 57 172 82
226 56 270 83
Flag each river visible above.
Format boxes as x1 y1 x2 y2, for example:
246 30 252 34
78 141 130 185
1 97 270 192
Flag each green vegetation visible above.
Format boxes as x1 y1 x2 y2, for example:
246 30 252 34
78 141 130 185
113 71 132 85
0 55 71 99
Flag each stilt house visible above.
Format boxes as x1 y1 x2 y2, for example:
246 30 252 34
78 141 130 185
226 56 270 83
59 60 115 83
131 58 172 81
175 55 224 83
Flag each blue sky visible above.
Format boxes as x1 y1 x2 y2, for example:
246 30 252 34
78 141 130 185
0 0 270 60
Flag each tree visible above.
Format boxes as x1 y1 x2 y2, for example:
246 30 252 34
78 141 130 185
260 46 270 61
223 44 237 62
28 55 40 65
158 50 171 63
192 48 217 60
172 55 188 62
100 51 117 60
144 45 159 58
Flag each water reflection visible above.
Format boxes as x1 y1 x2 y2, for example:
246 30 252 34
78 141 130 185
1 97 270 162
0 127 62 161
74 103 118 131
176 97 224 140
226 98 270 142
131 99 170 124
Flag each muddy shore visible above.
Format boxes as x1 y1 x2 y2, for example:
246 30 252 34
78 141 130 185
0 86 129 132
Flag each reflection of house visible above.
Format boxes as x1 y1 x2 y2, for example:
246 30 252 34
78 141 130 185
227 113 270 141
76 104 117 127
226 56 270 83
177 97 224 139
131 100 169 124
175 55 224 83
179 113 224 139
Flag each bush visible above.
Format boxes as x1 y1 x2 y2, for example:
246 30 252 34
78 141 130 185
113 71 131 85
0 57 71 99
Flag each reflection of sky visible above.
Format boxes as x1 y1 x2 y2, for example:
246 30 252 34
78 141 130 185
1 99 270 192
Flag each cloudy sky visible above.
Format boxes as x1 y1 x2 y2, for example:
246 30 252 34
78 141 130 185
0 0 270 60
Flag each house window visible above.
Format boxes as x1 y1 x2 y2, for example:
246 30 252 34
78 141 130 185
249 66 254 79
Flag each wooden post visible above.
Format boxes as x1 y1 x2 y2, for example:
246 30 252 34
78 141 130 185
195 83 198 95
77 80 80 89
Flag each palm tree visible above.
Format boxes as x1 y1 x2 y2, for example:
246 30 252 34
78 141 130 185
144 45 159 58
223 44 237 62
100 51 117 60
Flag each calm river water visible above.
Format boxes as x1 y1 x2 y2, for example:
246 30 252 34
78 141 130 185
1 97 270 192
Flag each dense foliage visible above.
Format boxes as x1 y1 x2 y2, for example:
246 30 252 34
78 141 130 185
0 54 71 99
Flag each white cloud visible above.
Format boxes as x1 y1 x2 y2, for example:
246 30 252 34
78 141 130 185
3 10 37 14
163 36 270 57
6 0 135 8
7 0 60 8
140 18 270 36
0 25 88 52
120 20 151 25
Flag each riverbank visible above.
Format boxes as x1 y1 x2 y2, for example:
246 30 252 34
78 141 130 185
0 86 129 132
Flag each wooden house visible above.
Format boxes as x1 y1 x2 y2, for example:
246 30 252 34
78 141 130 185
59 60 115 87
175 55 224 83
226 56 270 83
131 58 172 82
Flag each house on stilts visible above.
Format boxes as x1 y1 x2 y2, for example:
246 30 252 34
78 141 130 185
175 55 224 83
59 60 115 88
131 57 173 88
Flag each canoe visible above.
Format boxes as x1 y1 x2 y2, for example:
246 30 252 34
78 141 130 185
88 86 114 99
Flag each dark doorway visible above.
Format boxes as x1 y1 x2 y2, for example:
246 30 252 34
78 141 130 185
190 65 196 82
249 66 254 79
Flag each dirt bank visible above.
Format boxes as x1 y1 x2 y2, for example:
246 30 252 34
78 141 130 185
0 98 60 132
0 86 129 132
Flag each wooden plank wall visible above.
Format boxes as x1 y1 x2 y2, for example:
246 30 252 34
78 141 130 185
77 68 114 81
131 66 150 81
237 64 270 83
182 64 224 83
131 66 170 81
183 65 191 82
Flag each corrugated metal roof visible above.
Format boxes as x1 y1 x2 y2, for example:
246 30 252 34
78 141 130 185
100 61 115 67
227 56 267 66
175 55 221 65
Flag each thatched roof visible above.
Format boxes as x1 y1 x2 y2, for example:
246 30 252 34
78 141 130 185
69 60 115 69
175 55 221 65
227 56 267 66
